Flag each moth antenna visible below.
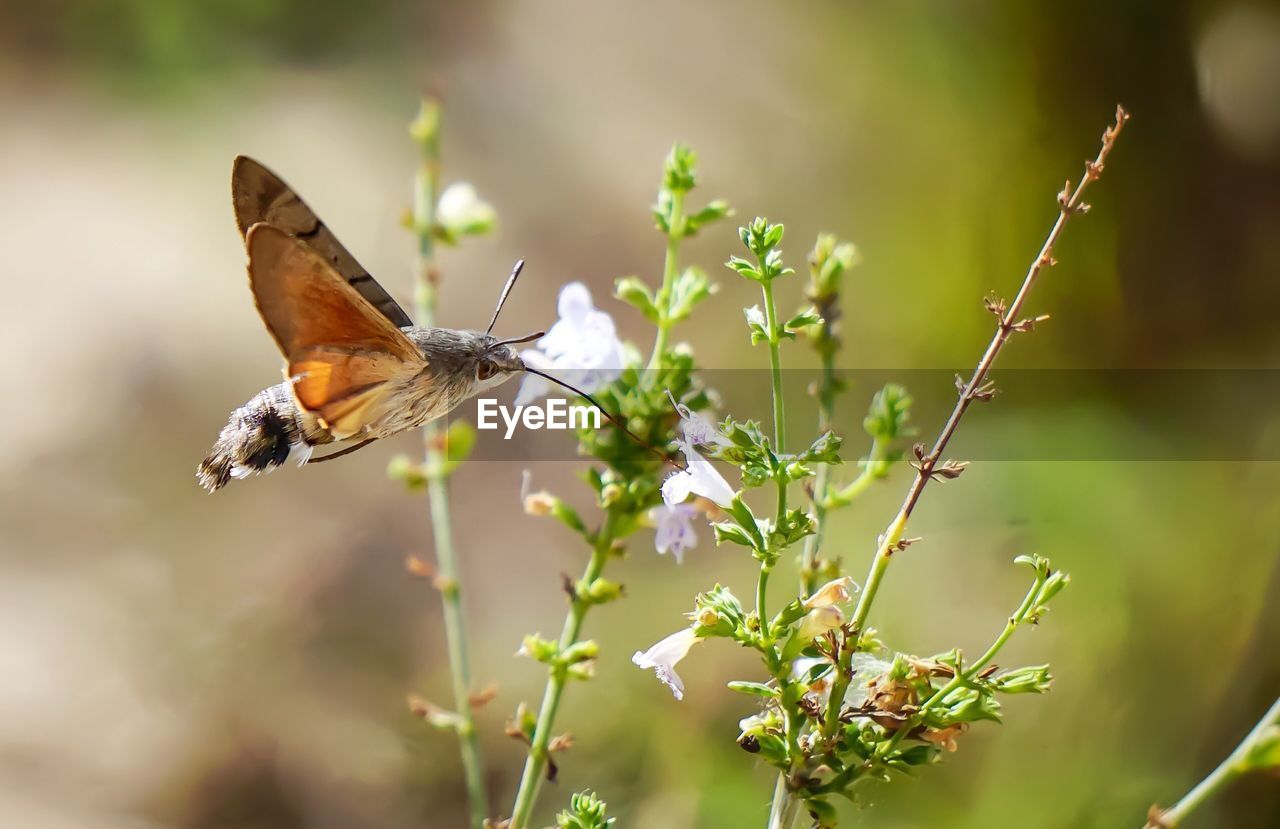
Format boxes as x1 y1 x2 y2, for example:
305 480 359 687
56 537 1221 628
486 259 526 335
493 330 545 348
521 367 685 471
308 437 378 464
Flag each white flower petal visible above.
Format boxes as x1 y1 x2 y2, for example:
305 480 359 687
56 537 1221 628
653 504 699 563
745 305 766 327
661 469 694 506
661 441 737 508
632 627 700 700
437 182 479 223
557 282 594 325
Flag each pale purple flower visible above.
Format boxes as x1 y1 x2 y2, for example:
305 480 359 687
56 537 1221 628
661 439 736 508
667 390 730 447
515 283 624 405
651 503 699 563
632 627 700 700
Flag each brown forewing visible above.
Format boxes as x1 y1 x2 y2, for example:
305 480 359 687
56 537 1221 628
246 222 426 439
231 155 414 328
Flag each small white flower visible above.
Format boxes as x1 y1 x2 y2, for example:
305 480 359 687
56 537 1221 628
797 605 845 641
632 627 700 700
436 182 496 234
661 439 737 508
803 576 860 610
515 283 624 405
744 305 766 327
667 390 730 447
651 503 699 563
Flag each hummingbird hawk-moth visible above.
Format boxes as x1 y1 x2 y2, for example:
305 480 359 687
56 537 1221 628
196 157 574 493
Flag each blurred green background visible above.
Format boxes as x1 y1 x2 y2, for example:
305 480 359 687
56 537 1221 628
1 1 1278 827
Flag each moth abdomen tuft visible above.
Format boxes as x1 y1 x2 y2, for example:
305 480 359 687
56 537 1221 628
197 383 323 493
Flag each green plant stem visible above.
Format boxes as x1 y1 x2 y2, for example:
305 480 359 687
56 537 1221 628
510 181 691 826
508 523 614 829
412 103 489 829
646 189 685 375
799 346 836 595
756 563 773 638
847 106 1127 639
759 271 799 828
823 438 888 511
760 280 787 452
767 772 800 829
1146 695 1280 828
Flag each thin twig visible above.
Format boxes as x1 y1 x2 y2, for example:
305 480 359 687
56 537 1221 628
847 105 1130 638
1143 695 1280 828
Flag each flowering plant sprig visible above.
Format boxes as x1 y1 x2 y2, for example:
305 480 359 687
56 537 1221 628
633 107 1129 827
387 102 1131 829
506 144 730 829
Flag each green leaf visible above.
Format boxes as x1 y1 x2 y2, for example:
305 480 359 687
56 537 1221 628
662 143 698 192
518 634 559 664
685 199 732 236
614 275 659 323
799 430 843 465
893 743 941 768
785 307 823 332
668 266 715 321
556 790 616 829
864 384 914 442
712 521 757 548
808 233 860 303
771 597 809 632
771 508 817 547
725 255 762 282
727 681 779 698
560 640 600 664
763 222 785 249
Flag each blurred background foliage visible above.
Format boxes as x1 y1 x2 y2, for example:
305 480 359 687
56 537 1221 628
1 0 1278 827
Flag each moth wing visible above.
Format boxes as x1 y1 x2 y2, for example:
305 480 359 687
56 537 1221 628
232 155 414 328
290 348 414 439
247 223 426 440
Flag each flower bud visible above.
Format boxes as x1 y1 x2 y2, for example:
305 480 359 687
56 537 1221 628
517 634 558 664
523 491 556 517
600 483 624 506
992 665 1053 694
561 640 600 664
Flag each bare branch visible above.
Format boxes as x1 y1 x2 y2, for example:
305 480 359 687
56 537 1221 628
848 105 1130 636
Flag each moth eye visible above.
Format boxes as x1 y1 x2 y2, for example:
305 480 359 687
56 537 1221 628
477 363 500 381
